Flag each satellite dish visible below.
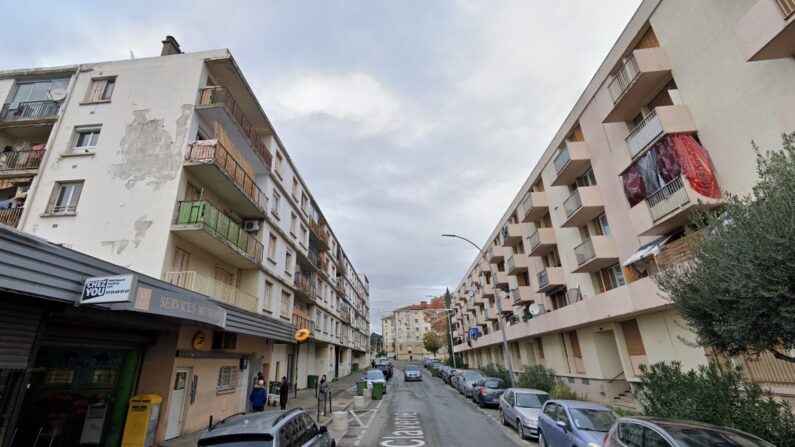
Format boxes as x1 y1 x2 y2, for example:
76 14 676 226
49 88 67 101
528 303 545 316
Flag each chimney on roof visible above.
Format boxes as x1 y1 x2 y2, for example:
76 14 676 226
161 36 183 56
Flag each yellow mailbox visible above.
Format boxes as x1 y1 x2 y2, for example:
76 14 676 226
121 394 163 447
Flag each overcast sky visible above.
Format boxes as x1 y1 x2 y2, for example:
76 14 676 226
2 0 642 333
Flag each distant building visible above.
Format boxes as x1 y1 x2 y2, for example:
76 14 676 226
382 301 446 360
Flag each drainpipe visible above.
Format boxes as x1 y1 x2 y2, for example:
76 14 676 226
19 64 82 230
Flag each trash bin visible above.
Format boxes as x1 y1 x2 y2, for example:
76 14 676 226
121 394 162 447
356 381 368 396
269 381 281 395
372 382 384 400
307 375 319 389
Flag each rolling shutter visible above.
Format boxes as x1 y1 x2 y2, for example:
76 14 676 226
0 301 43 369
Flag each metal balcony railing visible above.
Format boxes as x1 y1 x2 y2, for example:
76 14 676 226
198 86 273 169
0 208 23 228
521 193 535 218
292 313 316 331
501 225 509 242
1 100 62 122
528 230 541 251
563 189 584 218
185 140 268 212
574 238 596 266
294 272 317 299
506 255 516 272
511 288 521 303
776 0 795 18
537 269 550 289
626 110 663 159
308 219 330 246
0 148 45 171
164 271 258 313
608 53 640 103
553 144 571 174
646 176 689 222
174 200 264 264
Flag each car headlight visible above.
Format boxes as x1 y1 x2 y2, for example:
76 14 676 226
521 415 537 427
587 443 601 447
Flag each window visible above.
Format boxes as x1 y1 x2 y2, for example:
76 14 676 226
292 178 299 199
264 281 273 311
285 251 293 275
607 264 626 288
10 78 70 105
268 234 278 261
280 291 291 318
86 77 116 102
47 181 84 215
44 369 75 386
217 365 238 391
185 182 202 201
301 193 308 213
290 212 297 236
275 151 284 177
597 214 611 236
214 267 233 285
617 422 644 447
212 331 237 350
70 128 100 153
300 225 308 246
271 191 281 218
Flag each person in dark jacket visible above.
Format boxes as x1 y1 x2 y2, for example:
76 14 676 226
279 376 289 410
250 380 267 412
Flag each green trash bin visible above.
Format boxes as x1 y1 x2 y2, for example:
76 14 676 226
356 381 368 396
372 382 384 400
269 381 280 395
307 375 319 389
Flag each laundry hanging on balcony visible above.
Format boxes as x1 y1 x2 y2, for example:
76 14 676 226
622 163 646 206
669 134 721 199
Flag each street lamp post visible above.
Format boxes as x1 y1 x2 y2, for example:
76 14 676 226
443 233 517 388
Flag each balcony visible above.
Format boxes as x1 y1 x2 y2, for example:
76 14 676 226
624 105 698 165
511 286 536 305
184 140 267 217
501 224 524 246
535 267 566 294
292 312 316 332
736 0 795 61
629 175 721 236
551 142 591 187
568 236 619 273
482 283 495 298
494 270 509 287
488 246 504 262
506 254 528 275
480 259 492 272
528 228 556 257
0 100 62 125
0 148 45 177
164 271 258 313
336 277 347 297
520 191 549 223
484 308 498 322
308 219 330 250
172 200 264 268
0 207 23 228
604 47 673 123
499 296 514 314
560 186 604 228
294 272 317 301
196 86 273 170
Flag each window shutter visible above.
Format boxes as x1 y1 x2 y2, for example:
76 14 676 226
88 80 107 102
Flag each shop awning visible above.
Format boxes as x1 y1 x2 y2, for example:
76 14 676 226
623 234 674 267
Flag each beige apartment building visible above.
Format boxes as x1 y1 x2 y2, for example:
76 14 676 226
0 37 369 444
382 301 447 360
451 0 795 411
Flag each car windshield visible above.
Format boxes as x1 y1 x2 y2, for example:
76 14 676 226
515 393 548 408
483 380 503 389
366 371 385 380
568 408 617 432
660 424 776 447
405 365 420 371
464 372 481 381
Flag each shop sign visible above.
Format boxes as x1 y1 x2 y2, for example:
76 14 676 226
80 274 136 305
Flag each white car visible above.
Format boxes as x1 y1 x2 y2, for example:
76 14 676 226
363 369 388 393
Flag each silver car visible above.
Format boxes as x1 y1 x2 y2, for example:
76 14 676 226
604 416 776 447
198 408 334 446
499 388 549 439
403 364 422 381
458 370 483 397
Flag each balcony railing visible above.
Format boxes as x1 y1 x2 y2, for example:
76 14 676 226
0 148 45 171
0 208 23 228
537 269 550 289
292 313 315 331
521 194 536 218
626 110 663 159
574 238 596 266
501 225 509 242
506 255 516 272
308 219 330 246
1 100 62 122
647 176 689 222
164 271 258 313
174 200 264 264
608 53 640 103
528 230 541 251
777 0 795 18
563 189 583 218
185 140 268 212
294 272 317 298
198 86 273 169
553 144 571 174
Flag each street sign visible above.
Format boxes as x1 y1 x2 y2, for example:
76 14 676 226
80 274 136 305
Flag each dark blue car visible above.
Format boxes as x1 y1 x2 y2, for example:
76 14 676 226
538 399 617 447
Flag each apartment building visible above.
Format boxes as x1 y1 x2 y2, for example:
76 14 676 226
0 37 369 444
382 301 443 360
451 0 795 411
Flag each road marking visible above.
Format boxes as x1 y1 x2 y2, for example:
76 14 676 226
379 412 426 446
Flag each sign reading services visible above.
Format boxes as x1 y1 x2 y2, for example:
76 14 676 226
81 274 136 305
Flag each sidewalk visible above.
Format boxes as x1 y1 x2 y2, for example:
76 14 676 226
161 370 365 447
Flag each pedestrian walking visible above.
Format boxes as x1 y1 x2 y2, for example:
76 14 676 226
279 376 289 410
250 380 267 412
371 359 376 369
318 374 331 415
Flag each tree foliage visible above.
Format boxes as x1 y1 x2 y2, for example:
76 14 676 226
423 332 443 357
479 363 511 384
635 361 795 445
656 133 795 362
517 365 557 392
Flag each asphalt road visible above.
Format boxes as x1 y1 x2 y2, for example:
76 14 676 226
340 363 537 447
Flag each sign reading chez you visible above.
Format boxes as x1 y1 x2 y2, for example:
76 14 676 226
80 274 137 305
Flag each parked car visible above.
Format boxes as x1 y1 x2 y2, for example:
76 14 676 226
198 408 335 446
499 388 549 439
537 400 617 447
423 358 433 368
472 377 506 408
375 362 392 380
458 370 483 397
362 369 388 393
603 416 776 447
450 369 465 389
443 368 459 385
404 364 423 381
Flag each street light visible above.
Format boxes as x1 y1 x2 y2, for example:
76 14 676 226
442 233 517 388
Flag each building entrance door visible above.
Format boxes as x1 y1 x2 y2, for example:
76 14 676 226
165 368 190 440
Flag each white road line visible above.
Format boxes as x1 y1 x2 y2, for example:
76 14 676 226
349 410 365 427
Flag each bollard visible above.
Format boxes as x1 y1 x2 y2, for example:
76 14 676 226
363 388 372 400
353 395 366 410
332 411 348 431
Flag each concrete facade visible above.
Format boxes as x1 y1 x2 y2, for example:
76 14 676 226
382 301 446 361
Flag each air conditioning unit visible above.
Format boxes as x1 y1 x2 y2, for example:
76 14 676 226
243 220 261 233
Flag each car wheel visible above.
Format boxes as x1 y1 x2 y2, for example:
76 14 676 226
516 419 524 439
500 409 508 426
538 431 546 447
